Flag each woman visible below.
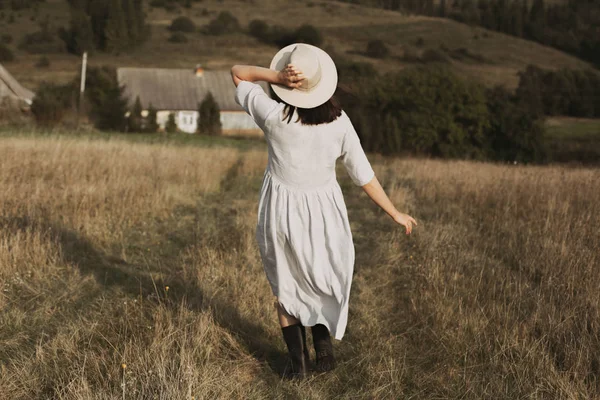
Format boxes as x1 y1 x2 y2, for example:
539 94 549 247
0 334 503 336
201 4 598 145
231 43 417 379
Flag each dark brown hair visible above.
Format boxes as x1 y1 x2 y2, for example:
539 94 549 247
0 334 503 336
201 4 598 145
269 86 342 126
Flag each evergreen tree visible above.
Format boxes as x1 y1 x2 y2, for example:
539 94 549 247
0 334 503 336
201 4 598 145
197 92 222 135
84 65 129 131
60 7 95 54
439 0 448 17
128 95 143 132
166 112 177 133
146 103 158 133
104 0 127 53
133 0 148 43
528 0 546 41
124 0 139 47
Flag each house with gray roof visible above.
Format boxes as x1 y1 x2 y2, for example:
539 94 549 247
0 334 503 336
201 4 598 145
117 66 270 134
0 63 35 108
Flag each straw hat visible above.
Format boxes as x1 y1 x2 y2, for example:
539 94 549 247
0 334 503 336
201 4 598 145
269 43 338 109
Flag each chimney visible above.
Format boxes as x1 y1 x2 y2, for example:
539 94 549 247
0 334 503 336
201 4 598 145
195 64 204 77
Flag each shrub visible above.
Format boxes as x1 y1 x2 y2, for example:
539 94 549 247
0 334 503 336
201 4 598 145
59 8 95 55
449 47 487 63
203 11 239 35
197 92 221 135
248 19 269 41
31 82 74 127
293 24 323 46
166 112 177 133
146 103 159 133
421 48 450 63
250 21 324 48
20 30 65 54
169 16 196 32
485 86 547 163
366 39 389 58
1 34 13 44
269 24 297 47
35 56 50 68
401 47 421 63
0 43 15 62
127 96 143 132
168 32 188 43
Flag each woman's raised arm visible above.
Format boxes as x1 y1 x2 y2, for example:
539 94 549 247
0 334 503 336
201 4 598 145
231 64 305 88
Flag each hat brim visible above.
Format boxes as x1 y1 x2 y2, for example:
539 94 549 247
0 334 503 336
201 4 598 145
269 43 338 109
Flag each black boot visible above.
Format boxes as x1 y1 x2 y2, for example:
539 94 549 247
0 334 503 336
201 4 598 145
311 324 336 372
281 323 309 379
300 325 311 365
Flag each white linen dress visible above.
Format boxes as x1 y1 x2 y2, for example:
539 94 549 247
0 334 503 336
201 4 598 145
235 81 375 340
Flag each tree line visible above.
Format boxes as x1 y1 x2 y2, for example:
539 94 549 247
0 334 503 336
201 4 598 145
60 0 149 55
338 0 600 68
516 65 600 118
333 60 546 163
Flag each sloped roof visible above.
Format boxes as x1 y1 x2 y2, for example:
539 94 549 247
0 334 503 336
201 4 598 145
0 63 35 104
117 67 271 111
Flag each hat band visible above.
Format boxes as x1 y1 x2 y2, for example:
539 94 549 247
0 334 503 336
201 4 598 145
296 59 322 92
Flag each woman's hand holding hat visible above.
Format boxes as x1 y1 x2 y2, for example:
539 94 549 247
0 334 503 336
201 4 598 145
278 64 305 89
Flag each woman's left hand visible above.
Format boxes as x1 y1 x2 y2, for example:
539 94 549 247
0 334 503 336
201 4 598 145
277 64 305 89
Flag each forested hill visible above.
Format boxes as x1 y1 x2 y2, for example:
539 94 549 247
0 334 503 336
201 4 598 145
336 0 600 68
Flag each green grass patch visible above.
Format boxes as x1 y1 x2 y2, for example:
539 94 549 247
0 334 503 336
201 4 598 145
0 127 266 150
545 117 600 139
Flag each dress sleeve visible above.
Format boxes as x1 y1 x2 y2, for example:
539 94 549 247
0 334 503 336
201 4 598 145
340 112 375 187
234 80 280 129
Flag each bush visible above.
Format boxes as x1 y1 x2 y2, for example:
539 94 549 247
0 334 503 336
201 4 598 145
1 34 13 44
146 103 159 133
248 19 269 41
486 86 547 163
421 48 450 63
169 16 196 32
365 39 389 58
293 24 323 46
31 82 74 127
0 43 15 62
35 56 50 68
168 32 188 43
166 112 177 133
20 30 65 54
248 21 324 48
203 11 239 35
127 96 143 132
449 47 487 63
59 9 95 55
197 92 221 135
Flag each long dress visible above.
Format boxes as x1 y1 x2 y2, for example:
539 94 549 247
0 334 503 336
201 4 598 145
235 81 375 341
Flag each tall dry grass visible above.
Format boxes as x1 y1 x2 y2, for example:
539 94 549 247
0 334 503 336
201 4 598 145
1 134 599 399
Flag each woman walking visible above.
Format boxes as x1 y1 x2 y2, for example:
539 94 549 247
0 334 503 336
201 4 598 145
231 43 417 379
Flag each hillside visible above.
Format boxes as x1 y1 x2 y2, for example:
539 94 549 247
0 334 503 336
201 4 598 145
0 0 592 91
1 131 599 397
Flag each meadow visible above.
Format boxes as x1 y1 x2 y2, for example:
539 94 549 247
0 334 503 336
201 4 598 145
1 132 599 399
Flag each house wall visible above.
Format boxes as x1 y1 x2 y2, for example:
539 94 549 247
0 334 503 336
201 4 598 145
154 110 263 134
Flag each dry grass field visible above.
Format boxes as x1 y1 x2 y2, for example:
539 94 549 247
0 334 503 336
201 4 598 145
1 132 599 399
2 0 591 90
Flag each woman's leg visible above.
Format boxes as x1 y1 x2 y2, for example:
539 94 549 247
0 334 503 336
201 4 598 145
274 298 300 327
